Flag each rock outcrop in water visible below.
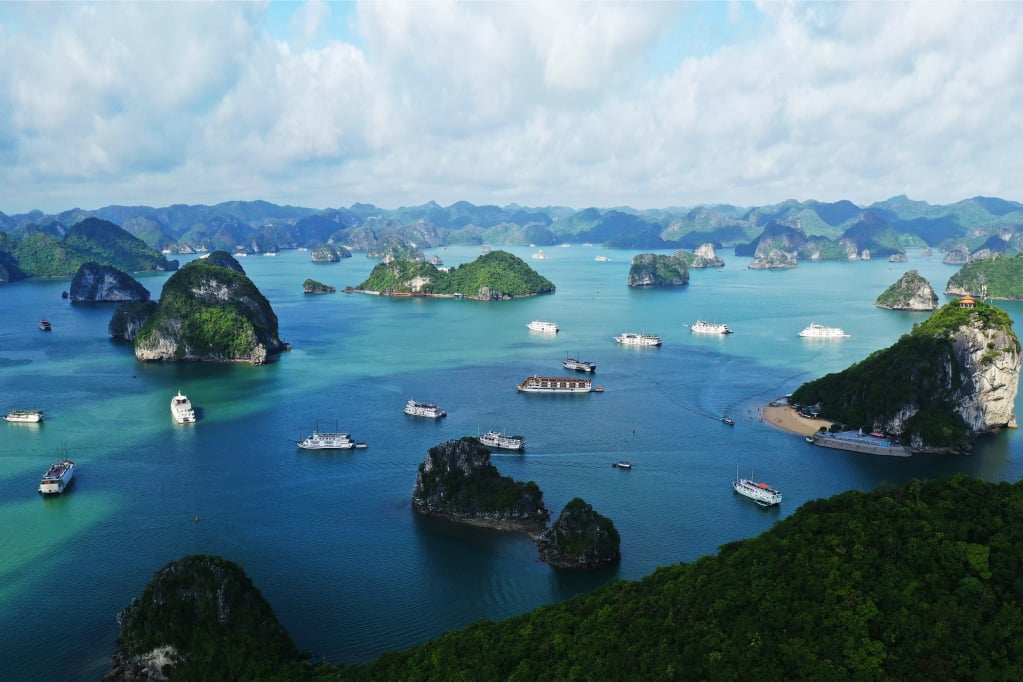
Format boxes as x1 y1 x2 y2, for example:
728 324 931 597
69 262 150 303
104 555 300 682
875 269 938 311
411 438 549 535
627 253 690 286
536 497 621 570
791 299 1021 451
303 278 336 294
674 243 725 268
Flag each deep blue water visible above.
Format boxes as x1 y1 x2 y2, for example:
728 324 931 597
1 246 1021 680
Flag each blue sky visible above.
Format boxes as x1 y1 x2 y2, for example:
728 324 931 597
0 1 1020 214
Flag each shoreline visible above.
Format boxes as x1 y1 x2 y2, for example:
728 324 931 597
762 403 831 437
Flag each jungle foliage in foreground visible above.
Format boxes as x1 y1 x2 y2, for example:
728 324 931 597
355 250 554 298
790 300 1017 446
119 476 1023 680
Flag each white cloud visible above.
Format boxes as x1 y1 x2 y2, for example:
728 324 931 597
0 1 1022 214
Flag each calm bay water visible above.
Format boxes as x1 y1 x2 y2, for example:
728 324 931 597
2 246 1022 680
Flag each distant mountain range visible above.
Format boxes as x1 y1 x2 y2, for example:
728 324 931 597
2 195 1023 266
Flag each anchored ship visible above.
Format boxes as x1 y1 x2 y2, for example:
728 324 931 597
516 375 601 393
296 430 366 450
171 391 196 424
4 410 44 423
404 399 447 418
614 332 661 346
689 320 733 335
478 430 525 450
527 320 559 333
562 357 596 373
733 472 782 507
799 322 849 338
39 458 75 495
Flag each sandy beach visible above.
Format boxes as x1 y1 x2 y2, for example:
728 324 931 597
763 404 831 437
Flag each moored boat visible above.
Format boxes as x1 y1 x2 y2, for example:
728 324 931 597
527 320 559 333
612 461 632 469
517 375 596 393
721 416 735 426
39 458 75 494
171 391 196 424
799 322 849 338
594 255 610 262
531 249 546 259
4 409 44 423
689 320 733 334
39 319 52 331
562 357 596 373
733 473 782 507
296 430 366 450
478 430 525 450
404 399 446 418
615 332 661 346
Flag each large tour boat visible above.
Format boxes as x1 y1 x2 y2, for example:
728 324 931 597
39 458 75 494
733 473 782 507
799 322 849 338
688 320 733 335
478 430 525 450
562 357 596 373
170 391 196 424
296 430 366 450
527 320 559 333
614 332 662 346
4 409 44 423
404 399 447 418
516 375 600 393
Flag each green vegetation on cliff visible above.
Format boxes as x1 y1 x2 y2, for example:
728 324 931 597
627 252 690 286
357 250 554 298
947 253 1023 299
790 300 1017 446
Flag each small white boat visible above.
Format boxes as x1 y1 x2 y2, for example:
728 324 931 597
404 399 446 419
296 430 366 450
594 256 610 262
531 249 547 260
733 472 782 507
478 430 525 450
689 320 733 335
612 461 632 469
39 458 75 494
171 391 196 424
527 320 559 333
615 332 661 346
4 409 44 423
799 322 848 338
721 416 735 426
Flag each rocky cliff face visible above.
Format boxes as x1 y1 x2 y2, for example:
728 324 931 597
69 262 150 302
875 269 939 311
109 301 158 341
311 243 350 262
748 248 798 269
412 438 549 535
675 243 724 268
627 253 690 286
536 498 620 570
946 319 1020 434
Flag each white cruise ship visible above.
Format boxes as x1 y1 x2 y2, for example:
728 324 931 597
404 399 446 418
478 430 525 450
527 320 559 333
516 375 601 393
296 431 366 450
799 322 849 338
39 458 75 494
562 357 596 373
688 320 733 335
171 391 196 424
733 474 782 507
614 332 662 346
4 409 44 423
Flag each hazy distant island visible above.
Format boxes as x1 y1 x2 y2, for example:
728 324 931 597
108 474 1023 680
310 243 350 262
874 269 938 311
351 250 554 300
115 251 289 365
791 298 1020 452
946 253 1023 300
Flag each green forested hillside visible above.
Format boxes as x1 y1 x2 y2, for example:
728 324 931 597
356 250 554 298
946 253 1023 299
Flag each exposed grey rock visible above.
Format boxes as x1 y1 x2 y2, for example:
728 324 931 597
69 262 150 303
875 269 939 311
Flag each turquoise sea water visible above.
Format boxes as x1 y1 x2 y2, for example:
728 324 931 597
2 246 1022 679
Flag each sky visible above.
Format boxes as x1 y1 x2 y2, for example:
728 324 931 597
1 1 1022 215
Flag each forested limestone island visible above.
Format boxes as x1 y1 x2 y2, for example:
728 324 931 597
352 250 554 300
118 251 288 365
626 253 690 286
302 278 336 294
310 243 350 262
874 269 938 311
946 253 1023 299
791 299 1020 451
107 475 1023 680
536 497 621 570
674 243 725 268
69 262 151 303
0 217 177 282
411 437 550 534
